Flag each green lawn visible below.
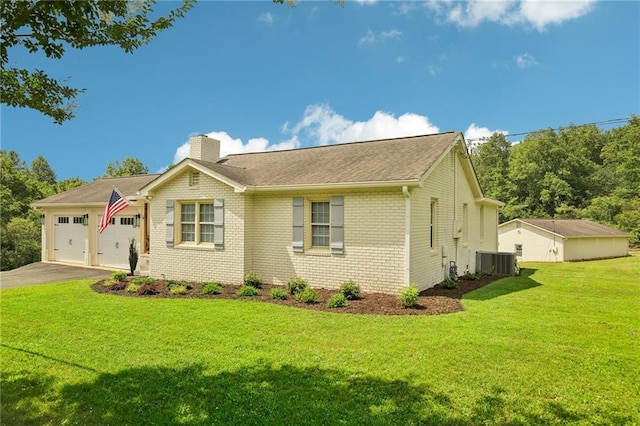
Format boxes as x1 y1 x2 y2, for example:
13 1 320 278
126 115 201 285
1 257 639 425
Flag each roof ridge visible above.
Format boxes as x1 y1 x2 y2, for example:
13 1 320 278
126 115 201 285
223 131 460 158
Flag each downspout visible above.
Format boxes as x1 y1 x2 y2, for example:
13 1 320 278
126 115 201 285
403 185 411 285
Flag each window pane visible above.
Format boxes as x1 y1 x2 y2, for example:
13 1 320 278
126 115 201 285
181 204 195 222
200 224 215 243
312 224 330 247
311 202 329 224
182 223 195 242
200 203 214 223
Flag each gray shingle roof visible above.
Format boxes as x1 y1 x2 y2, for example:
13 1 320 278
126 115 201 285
519 219 629 238
204 132 460 187
33 174 160 206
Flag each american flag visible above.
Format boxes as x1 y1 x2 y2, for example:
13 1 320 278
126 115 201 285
98 188 130 233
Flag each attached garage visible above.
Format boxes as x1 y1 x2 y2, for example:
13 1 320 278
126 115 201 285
499 218 630 262
53 215 87 264
33 174 159 272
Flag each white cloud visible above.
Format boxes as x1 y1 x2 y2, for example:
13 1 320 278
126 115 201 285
358 28 403 46
430 0 595 31
355 0 378 5
393 2 419 15
173 105 507 165
516 52 538 68
520 0 595 31
427 65 440 76
464 123 509 143
257 12 274 24
396 55 407 64
172 132 298 164
288 104 440 145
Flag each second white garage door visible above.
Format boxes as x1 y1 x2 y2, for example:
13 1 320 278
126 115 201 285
98 216 137 270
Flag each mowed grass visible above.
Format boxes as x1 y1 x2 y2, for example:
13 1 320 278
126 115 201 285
1 257 638 425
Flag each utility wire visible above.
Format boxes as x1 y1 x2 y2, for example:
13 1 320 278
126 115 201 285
466 115 633 143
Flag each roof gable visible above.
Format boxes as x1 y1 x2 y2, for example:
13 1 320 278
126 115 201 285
33 174 160 207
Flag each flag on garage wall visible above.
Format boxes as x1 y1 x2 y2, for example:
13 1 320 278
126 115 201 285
98 188 130 234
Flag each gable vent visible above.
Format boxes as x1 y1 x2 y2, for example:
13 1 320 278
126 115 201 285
189 172 200 187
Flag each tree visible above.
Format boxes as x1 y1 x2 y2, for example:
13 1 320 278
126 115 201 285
31 155 56 185
57 176 86 192
0 216 41 271
471 132 511 201
1 0 195 123
103 157 149 177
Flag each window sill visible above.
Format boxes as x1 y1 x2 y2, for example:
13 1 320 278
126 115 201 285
304 248 332 257
175 243 218 251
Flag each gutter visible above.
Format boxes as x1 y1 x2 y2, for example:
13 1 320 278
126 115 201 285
403 185 411 285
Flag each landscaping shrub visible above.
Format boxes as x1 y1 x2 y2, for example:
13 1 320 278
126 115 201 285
137 284 160 295
327 293 348 308
243 271 263 288
132 277 155 285
169 284 188 295
167 280 192 290
108 281 127 291
339 279 361 300
441 279 459 289
295 287 319 304
126 283 140 293
461 271 479 281
202 282 223 295
269 288 288 300
287 276 309 295
129 238 138 276
111 271 128 282
398 283 419 308
237 285 259 297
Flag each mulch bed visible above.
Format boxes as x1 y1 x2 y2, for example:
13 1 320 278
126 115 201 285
91 274 504 316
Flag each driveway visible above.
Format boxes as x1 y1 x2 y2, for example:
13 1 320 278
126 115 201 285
0 262 112 289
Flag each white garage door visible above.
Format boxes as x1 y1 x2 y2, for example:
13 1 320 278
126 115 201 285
54 216 87 264
98 216 137 269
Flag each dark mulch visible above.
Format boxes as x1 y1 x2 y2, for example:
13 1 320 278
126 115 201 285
91 274 504 316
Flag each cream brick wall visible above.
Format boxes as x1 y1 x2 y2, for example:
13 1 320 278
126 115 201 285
250 189 407 294
148 172 247 283
409 149 500 290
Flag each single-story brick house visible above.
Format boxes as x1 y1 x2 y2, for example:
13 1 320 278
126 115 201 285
498 218 629 262
34 132 503 294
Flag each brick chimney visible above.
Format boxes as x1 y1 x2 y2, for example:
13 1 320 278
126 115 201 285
189 135 220 162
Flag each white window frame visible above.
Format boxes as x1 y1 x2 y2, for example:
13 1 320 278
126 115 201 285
309 200 330 249
430 198 438 249
178 200 215 246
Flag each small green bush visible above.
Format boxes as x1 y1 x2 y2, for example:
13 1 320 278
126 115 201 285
167 280 192 290
132 277 155 285
441 279 459 289
461 271 479 281
269 288 288 300
169 284 188 295
327 293 348 308
398 283 419 308
202 282 223 295
111 271 128 282
126 283 140 293
339 279 361 300
237 285 259 297
287 276 309 295
295 287 319 304
243 271 263 288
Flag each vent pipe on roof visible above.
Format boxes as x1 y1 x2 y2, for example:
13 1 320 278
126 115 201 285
189 135 220 163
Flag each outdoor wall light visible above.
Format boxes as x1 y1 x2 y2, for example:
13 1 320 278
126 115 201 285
134 214 141 228
83 213 89 226
40 214 45 225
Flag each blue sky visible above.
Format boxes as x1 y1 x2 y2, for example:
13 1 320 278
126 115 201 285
1 0 638 182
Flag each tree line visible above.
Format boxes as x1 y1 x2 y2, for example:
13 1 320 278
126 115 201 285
471 115 639 245
0 153 148 271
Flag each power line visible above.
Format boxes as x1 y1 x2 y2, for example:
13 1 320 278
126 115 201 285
466 115 634 143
